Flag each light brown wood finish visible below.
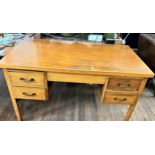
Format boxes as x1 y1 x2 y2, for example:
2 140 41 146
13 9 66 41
9 70 46 88
100 76 150 121
107 78 142 91
100 77 109 102
104 92 137 105
138 79 148 95
47 72 107 84
124 105 136 121
0 39 154 121
3 69 21 121
124 78 148 121
0 39 153 78
13 87 47 100
1 68 155 121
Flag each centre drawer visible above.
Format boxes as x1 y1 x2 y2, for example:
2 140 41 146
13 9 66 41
107 78 142 91
47 72 106 84
13 87 47 100
8 70 46 87
103 92 137 105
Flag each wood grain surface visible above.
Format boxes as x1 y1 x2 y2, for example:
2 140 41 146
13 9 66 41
0 39 154 77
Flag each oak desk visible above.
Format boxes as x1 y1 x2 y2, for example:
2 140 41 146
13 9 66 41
0 39 154 121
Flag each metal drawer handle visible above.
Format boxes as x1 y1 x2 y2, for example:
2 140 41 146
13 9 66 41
117 83 131 88
114 97 127 101
20 77 35 82
22 92 36 96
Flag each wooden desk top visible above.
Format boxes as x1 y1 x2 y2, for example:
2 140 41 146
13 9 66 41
0 39 154 77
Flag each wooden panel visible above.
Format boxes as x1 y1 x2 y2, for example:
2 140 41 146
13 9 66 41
47 72 107 84
13 87 47 100
9 70 45 87
107 78 142 91
103 92 137 105
0 39 154 78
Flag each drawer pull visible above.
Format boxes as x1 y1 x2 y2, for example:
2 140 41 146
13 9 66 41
117 83 131 88
114 97 127 102
20 77 35 82
22 92 36 96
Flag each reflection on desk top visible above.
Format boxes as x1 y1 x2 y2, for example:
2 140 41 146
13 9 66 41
0 39 154 78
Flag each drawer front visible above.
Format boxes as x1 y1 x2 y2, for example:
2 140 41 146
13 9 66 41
9 70 45 87
47 72 106 84
103 92 137 105
13 87 47 100
107 78 142 91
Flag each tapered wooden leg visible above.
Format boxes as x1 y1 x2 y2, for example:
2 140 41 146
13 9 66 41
124 105 136 121
100 78 109 103
11 98 21 121
3 69 21 121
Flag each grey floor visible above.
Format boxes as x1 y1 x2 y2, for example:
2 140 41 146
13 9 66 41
0 70 155 121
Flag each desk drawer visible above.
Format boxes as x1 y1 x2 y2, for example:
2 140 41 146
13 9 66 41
103 92 137 105
13 87 47 100
9 70 45 87
107 78 142 91
47 72 106 84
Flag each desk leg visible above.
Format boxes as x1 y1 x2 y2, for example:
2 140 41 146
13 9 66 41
3 69 21 121
10 98 21 121
124 79 147 121
124 105 136 121
100 78 109 103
